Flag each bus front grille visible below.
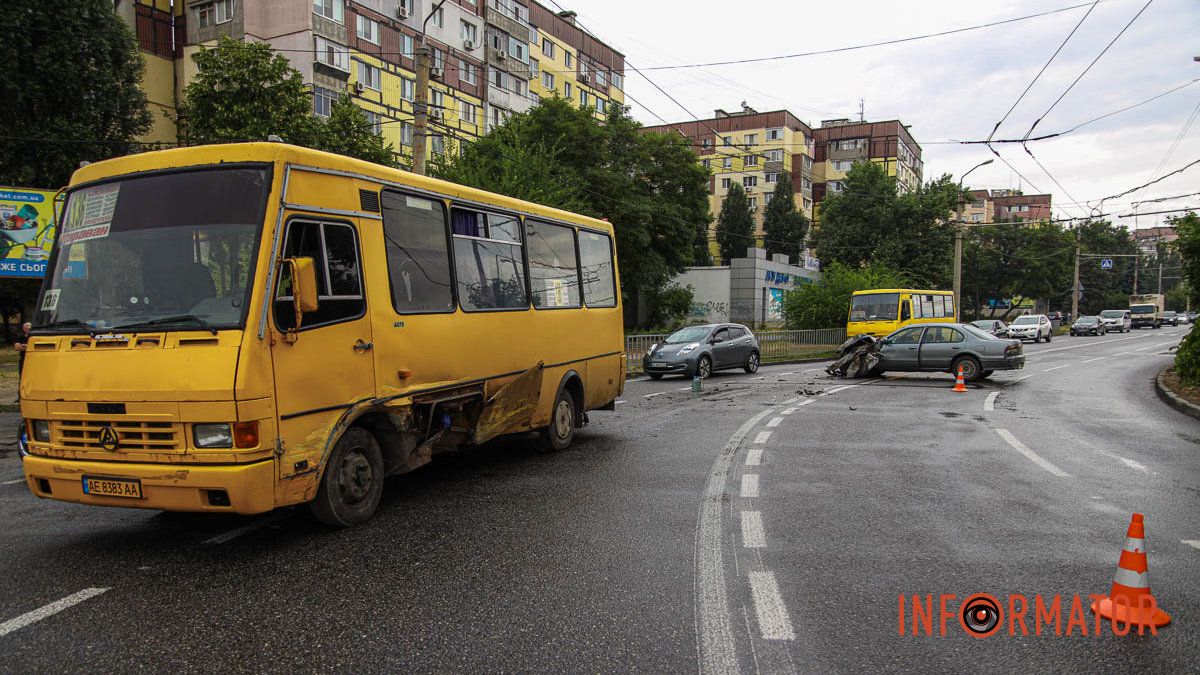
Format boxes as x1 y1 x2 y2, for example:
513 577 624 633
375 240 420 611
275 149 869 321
54 420 181 452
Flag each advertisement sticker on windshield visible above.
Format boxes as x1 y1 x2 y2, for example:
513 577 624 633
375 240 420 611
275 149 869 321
59 184 119 247
41 288 60 312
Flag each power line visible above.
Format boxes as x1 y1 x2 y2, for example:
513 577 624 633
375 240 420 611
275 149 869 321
635 1 1105 71
1100 157 1200 204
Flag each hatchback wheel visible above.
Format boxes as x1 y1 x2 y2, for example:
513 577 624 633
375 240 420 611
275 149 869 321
744 351 760 374
696 355 712 379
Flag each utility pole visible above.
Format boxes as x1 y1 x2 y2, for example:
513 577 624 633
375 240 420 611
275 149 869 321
1157 242 1164 295
953 158 993 317
411 0 447 176
1071 225 1081 320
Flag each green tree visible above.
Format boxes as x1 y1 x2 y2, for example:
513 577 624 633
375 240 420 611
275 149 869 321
781 262 908 330
433 98 709 320
0 0 152 188
762 172 809 263
644 283 695 329
179 37 318 146
814 161 958 288
715 183 754 264
314 94 396 166
1076 219 1138 314
1173 211 1200 384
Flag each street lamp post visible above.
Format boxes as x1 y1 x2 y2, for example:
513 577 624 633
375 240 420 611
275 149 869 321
953 159 994 319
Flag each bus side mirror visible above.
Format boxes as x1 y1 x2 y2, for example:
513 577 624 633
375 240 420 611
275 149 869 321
285 257 319 331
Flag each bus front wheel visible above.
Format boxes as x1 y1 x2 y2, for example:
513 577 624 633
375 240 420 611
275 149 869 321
310 427 384 527
540 388 576 452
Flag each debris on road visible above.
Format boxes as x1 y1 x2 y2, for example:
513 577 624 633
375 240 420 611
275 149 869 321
826 334 880 379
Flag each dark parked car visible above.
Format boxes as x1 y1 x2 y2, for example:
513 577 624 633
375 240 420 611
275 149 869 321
1070 315 1107 336
970 319 1008 336
643 323 759 379
1163 311 1180 326
874 323 1025 382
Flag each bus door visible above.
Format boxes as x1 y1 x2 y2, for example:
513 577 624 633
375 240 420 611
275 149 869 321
270 218 376 479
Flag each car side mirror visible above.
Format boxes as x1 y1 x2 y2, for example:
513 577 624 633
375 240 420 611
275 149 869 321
880 336 892 345
283 256 319 336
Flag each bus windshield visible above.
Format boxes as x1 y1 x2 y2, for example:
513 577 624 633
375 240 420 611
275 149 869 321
35 166 270 334
849 293 900 322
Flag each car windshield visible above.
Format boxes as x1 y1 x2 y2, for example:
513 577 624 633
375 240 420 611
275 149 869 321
1164 311 1176 317
961 324 999 340
665 326 712 344
970 320 995 329
1013 316 1039 325
34 167 270 334
849 292 899 322
1076 316 1098 324
1130 305 1155 314
1100 310 1125 318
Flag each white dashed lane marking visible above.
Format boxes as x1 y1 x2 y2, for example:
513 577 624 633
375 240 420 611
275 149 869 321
766 417 783 428
996 428 1071 477
745 448 763 466
0 588 110 638
741 511 766 548
748 571 796 641
1 478 25 485
642 392 665 399
1182 540 1200 551
1042 364 1070 373
984 392 999 412
753 431 772 444
741 474 760 498
1081 356 1105 364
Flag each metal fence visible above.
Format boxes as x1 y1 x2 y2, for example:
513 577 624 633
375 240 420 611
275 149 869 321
625 327 846 375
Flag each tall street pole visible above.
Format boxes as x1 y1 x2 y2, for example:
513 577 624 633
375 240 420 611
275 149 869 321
1071 225 1081 320
953 158 993 318
411 0 448 176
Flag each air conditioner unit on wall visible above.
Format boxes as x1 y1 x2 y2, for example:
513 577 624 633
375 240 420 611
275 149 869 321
430 67 444 80
496 49 508 60
463 40 476 51
430 108 443 120
578 73 590 84
398 7 410 18
353 81 365 93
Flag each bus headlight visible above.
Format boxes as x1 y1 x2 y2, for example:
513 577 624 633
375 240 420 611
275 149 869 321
32 420 50 442
194 423 233 448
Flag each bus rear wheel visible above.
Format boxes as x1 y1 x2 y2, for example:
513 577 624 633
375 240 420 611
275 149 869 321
540 388 576 452
310 427 384 527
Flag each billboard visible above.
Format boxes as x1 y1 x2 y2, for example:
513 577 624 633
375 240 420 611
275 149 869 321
0 187 59 278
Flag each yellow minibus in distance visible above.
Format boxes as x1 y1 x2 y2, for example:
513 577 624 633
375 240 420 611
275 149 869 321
846 289 957 338
21 142 625 526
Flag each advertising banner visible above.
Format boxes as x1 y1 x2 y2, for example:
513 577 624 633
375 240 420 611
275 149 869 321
0 187 59 278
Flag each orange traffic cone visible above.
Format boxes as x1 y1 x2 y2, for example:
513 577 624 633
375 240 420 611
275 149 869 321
952 366 968 393
1091 513 1171 629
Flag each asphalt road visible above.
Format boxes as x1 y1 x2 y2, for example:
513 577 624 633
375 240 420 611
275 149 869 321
0 324 1196 673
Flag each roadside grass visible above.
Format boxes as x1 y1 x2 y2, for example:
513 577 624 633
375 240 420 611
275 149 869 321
1163 369 1200 408
0 348 19 367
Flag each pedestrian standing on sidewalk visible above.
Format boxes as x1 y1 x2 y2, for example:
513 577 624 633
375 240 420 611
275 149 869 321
14 322 30 403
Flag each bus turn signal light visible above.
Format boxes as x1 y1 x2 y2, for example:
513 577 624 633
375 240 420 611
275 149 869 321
233 421 259 449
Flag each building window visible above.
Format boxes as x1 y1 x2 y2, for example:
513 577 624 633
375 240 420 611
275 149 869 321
701 138 712 150
461 20 477 44
542 37 556 58
721 178 731 189
401 34 414 59
563 81 572 99
461 101 477 124
401 77 415 102
356 61 380 90
971 213 983 223
431 89 445 113
611 72 623 90
315 36 350 72
764 193 774 206
802 156 813 171
766 127 783 141
765 149 783 162
356 15 380 44
363 110 382 135
723 136 731 146
596 98 607 114
401 122 413 145
803 197 812 210
399 0 413 16
512 77 526 97
765 172 779 183
490 106 505 129
801 177 812 190
832 159 854 172
702 159 710 170
564 51 574 68
747 197 758 210
595 70 606 88
828 180 844 193
508 37 528 63
313 0 343 24
722 157 732 169
743 176 757 188
431 5 444 27
460 59 476 85
432 48 445 70
745 133 757 146
579 90 587 107
542 71 555 90
833 138 866 151
530 58 539 78
313 86 336 117
431 134 445 155
197 0 235 28
744 154 758 167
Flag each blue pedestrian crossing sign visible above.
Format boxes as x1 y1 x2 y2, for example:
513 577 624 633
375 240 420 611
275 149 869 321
1100 258 1113 269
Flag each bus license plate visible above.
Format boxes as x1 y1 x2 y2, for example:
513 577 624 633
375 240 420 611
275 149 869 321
82 476 143 499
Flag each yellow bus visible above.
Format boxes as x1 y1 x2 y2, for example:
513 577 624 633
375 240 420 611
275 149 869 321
20 142 625 526
846 288 957 338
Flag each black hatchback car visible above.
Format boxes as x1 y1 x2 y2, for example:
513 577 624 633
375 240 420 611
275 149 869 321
643 324 760 379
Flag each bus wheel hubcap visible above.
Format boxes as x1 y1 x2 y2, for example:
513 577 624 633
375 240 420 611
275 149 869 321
338 452 372 503
555 401 572 439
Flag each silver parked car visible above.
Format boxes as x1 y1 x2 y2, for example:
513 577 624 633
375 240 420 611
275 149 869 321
643 323 760 380
970 319 1008 336
1099 309 1131 333
875 323 1025 381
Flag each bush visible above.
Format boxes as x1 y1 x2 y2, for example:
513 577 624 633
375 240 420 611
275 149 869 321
645 283 694 330
1176 328 1200 386
782 262 908 330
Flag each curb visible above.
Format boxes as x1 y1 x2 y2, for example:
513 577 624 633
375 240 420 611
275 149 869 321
1155 369 1200 421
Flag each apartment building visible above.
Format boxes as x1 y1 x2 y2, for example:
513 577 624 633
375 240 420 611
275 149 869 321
119 0 623 163
642 105 816 260
963 189 1053 224
1133 225 1177 255
811 118 923 225
527 7 624 122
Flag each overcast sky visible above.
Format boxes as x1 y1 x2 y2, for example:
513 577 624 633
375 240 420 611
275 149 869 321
565 0 1199 229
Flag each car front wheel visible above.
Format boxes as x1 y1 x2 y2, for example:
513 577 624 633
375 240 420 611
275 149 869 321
744 351 760 374
695 355 712 379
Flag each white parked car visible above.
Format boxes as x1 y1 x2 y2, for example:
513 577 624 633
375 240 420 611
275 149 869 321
1099 309 1131 333
1007 314 1053 342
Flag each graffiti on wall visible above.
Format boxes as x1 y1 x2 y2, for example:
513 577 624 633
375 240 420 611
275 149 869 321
690 300 729 321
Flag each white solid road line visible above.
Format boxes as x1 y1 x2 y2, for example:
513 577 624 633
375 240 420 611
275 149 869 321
1135 343 1159 352
643 392 665 399
695 407 776 675
741 474 760 498
748 571 796 641
0 588 110 638
1026 333 1153 358
753 431 772 444
1119 457 1149 473
615 400 627 405
780 408 798 415
824 385 853 395
1156 341 1177 349
745 447 763 466
777 372 794 376
766 417 783 428
1182 540 1200 551
984 392 999 412
996 429 1071 477
203 511 291 545
1042 364 1070 373
797 399 815 407
1 478 26 485
741 511 766 548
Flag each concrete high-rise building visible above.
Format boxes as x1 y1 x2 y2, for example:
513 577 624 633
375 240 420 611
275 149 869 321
810 118 923 225
963 189 1053 224
642 104 816 261
116 0 622 163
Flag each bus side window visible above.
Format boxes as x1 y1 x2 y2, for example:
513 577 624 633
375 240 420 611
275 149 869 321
381 191 455 314
900 300 911 322
274 220 364 330
451 207 528 311
578 230 616 307
526 219 581 308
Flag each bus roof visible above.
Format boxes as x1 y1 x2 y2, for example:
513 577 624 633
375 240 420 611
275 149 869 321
850 289 951 295
69 142 614 235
